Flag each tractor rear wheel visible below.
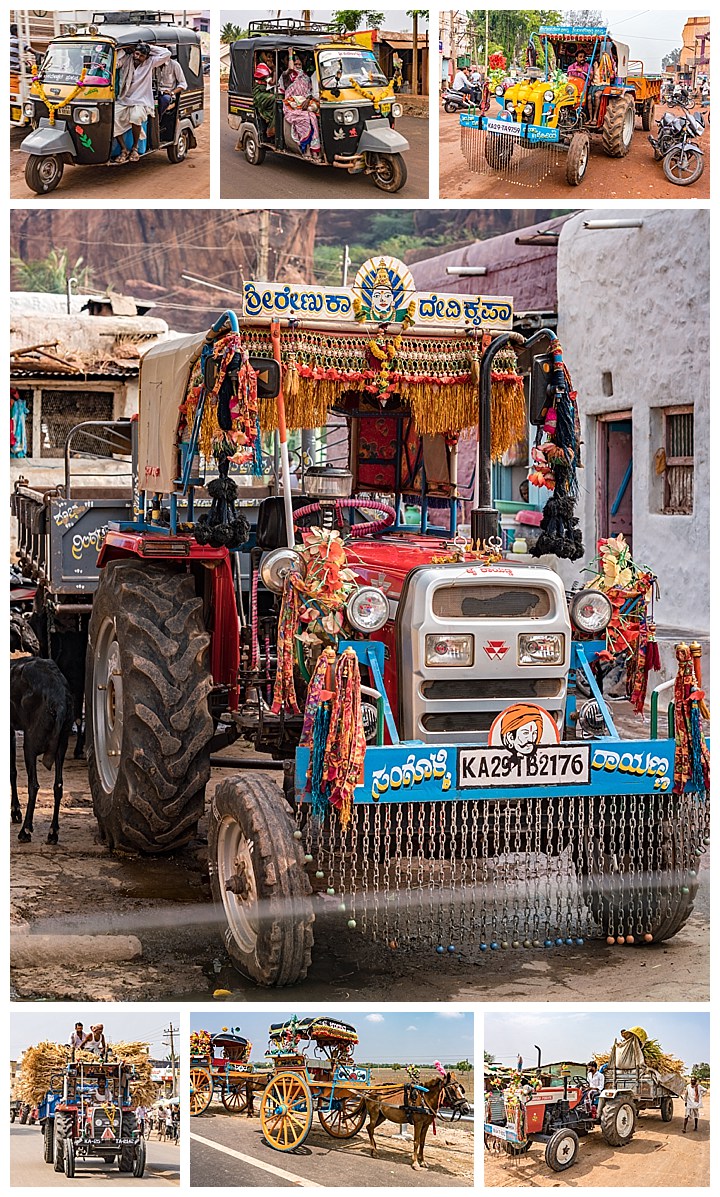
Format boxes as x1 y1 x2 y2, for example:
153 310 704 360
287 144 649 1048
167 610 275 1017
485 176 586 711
660 1096 674 1122
544 1128 579 1172
43 1117 55 1164
600 1098 636 1146
86 561 213 853
641 100 655 131
208 773 314 987
602 96 635 157
53 1113 72 1172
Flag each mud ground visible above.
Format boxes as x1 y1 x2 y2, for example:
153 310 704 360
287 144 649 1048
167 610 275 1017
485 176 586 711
439 101 710 200
484 1096 709 1187
10 724 709 1003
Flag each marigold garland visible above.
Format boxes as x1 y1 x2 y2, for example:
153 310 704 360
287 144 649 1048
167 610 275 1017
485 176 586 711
32 67 88 124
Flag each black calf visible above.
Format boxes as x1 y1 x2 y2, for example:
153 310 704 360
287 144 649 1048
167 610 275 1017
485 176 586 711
10 657 74 844
29 608 87 758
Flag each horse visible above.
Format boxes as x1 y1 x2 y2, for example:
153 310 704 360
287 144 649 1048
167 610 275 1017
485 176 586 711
363 1070 471 1170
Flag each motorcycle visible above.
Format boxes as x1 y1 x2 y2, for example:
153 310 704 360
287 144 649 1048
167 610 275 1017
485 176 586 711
670 84 695 109
443 81 489 114
649 105 705 186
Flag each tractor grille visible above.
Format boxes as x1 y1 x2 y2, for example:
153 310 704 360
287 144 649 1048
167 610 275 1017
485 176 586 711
92 1107 119 1139
432 584 551 620
422 678 564 701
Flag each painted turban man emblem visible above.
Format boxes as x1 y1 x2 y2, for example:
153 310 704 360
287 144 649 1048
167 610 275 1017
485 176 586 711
498 704 546 760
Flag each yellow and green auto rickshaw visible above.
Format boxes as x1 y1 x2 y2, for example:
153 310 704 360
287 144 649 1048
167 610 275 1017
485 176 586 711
19 12 204 194
228 18 408 192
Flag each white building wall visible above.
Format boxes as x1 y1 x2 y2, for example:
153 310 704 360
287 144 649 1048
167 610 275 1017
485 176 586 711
556 208 709 635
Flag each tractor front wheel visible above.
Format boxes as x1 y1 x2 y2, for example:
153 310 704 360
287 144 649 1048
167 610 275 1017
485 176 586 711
118 1113 138 1171
43 1118 55 1164
86 561 213 853
544 1128 579 1172
602 96 635 157
133 1137 147 1178
53 1113 72 1172
600 1098 636 1146
63 1139 76 1178
208 773 314 987
566 132 590 185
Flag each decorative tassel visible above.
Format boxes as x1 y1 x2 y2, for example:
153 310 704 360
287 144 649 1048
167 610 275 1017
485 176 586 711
672 642 710 794
645 621 662 672
690 704 705 792
689 641 710 719
271 577 301 716
308 701 331 819
490 344 526 462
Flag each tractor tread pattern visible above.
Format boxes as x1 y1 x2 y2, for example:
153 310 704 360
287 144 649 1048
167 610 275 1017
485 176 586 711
602 96 634 157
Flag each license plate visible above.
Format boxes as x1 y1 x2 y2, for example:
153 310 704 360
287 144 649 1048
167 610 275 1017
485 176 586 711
484 117 521 137
380 102 391 114
457 744 590 788
10 105 21 122
57 104 71 116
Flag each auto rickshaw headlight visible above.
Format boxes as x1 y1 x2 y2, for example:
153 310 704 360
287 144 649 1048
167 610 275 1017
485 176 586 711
24 101 35 116
495 85 504 96
74 106 100 124
334 108 359 124
543 89 555 102
392 102 402 117
523 102 534 118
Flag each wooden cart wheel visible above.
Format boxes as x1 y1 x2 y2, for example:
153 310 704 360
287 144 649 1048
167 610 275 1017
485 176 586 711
190 1068 213 1116
221 1084 249 1115
317 1095 366 1139
261 1071 313 1151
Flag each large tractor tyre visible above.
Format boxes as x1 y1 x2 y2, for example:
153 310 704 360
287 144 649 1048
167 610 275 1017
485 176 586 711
485 134 514 170
118 1112 138 1172
600 1098 636 1146
63 1139 76 1179
641 100 655 131
53 1112 73 1172
86 561 213 854
43 1117 55 1164
544 1128 579 1172
208 773 314 987
602 96 635 157
19 1105 28 1124
566 132 590 185
133 1137 147 1178
372 153 408 193
660 1096 674 1123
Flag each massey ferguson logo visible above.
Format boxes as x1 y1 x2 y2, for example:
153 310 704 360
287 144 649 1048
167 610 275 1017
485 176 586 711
483 640 509 661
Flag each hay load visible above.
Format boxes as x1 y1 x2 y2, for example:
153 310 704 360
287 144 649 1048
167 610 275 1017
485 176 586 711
594 1027 685 1076
16 1041 158 1108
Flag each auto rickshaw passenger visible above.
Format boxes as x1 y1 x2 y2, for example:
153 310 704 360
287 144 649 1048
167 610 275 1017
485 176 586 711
157 52 187 119
281 54 321 157
113 40 172 164
253 52 277 137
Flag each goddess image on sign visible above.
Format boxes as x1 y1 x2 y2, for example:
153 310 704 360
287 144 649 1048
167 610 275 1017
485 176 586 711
351 256 416 326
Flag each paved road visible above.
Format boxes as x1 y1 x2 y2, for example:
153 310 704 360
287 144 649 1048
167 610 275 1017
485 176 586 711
190 1107 473 1188
220 114 428 200
10 90 210 200
439 100 710 200
10 1124 180 1186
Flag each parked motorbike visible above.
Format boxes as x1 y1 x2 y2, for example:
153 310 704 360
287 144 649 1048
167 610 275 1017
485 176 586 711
670 84 695 109
649 105 705 186
443 82 489 114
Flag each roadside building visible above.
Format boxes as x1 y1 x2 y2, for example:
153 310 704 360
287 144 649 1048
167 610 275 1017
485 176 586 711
680 15 710 88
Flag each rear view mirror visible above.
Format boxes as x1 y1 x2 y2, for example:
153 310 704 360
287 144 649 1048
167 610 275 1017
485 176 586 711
249 356 281 399
529 353 554 425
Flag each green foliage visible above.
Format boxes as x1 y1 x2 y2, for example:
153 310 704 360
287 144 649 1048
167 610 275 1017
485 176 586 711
662 47 681 70
333 9 385 33
465 9 563 65
220 22 246 44
484 1051 497 1066
406 10 430 19
11 247 93 294
454 1058 472 1072
692 1062 710 1082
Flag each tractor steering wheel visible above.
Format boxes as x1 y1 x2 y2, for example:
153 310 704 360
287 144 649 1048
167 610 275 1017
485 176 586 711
292 498 396 538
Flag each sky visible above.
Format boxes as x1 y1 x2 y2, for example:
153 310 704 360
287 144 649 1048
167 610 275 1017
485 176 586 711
10 1012 175 1061
486 1010 709 1071
191 1011 474 1065
560 10 696 72
221 10 428 34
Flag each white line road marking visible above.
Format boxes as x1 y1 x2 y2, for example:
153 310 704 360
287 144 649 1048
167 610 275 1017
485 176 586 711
190 1132 325 1188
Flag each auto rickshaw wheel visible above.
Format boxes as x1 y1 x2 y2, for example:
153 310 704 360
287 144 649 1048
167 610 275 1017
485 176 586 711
243 130 266 166
566 132 590 185
372 153 407 193
167 129 189 164
25 154 64 195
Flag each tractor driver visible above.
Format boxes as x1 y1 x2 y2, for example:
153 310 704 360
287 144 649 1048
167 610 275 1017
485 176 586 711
567 48 591 93
586 1060 605 1112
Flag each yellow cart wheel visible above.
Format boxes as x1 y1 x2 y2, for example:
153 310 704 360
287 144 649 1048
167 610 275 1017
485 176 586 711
190 1068 213 1116
221 1084 249 1115
261 1071 313 1151
317 1095 367 1138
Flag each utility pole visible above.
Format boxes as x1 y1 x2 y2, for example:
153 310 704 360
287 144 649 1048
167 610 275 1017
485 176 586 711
257 210 270 281
484 9 489 75
341 244 351 286
164 1023 179 1097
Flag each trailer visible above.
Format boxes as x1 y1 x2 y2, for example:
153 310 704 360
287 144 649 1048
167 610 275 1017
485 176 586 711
627 61 663 130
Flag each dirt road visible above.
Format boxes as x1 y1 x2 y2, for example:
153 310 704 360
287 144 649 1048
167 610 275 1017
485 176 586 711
484 1097 709 1187
10 91 210 200
10 1123 180 1186
220 113 429 200
439 102 710 200
190 1102 473 1188
10 737 709 1003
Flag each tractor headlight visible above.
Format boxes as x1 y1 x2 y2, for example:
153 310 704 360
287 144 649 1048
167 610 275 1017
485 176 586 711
570 590 613 635
517 632 565 666
543 89 555 102
505 100 515 112
346 586 390 633
74 106 99 124
392 102 402 117
425 633 474 667
523 102 535 119
495 85 505 97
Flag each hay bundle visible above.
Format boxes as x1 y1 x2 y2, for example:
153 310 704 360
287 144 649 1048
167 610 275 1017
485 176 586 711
594 1032 685 1076
17 1041 158 1108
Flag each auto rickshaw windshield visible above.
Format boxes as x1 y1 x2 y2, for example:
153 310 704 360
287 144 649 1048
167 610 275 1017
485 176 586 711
318 48 388 88
39 40 113 85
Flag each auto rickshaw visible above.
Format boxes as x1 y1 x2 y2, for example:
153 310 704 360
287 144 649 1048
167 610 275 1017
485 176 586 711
19 12 204 195
228 18 409 192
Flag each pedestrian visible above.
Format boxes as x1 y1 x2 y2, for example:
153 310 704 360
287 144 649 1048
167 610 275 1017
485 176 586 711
683 1076 705 1132
112 40 171 163
165 1105 174 1140
517 1053 523 1072
136 1104 147 1137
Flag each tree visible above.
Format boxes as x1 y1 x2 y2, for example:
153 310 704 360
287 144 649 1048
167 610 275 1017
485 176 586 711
333 9 385 33
692 1062 710 1082
220 22 245 44
466 10 563 68
407 11 429 93
484 1051 497 1066
454 1058 472 1073
662 47 681 71
11 247 93 293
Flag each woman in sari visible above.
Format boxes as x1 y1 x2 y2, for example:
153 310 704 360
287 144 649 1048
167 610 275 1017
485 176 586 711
281 55 321 156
